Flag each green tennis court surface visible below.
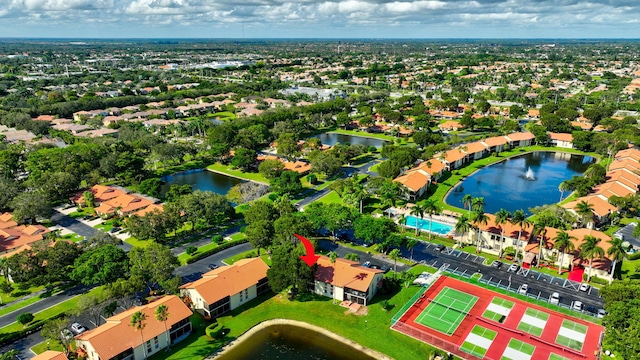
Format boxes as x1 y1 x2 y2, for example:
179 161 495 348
482 297 515 323
548 354 571 360
460 325 497 358
501 338 536 360
517 308 549 336
414 286 478 335
555 319 588 351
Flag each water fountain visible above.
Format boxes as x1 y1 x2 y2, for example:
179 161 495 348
524 167 535 181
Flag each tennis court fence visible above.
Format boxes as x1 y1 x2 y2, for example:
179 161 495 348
392 321 496 360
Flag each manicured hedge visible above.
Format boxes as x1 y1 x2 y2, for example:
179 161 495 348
185 239 248 264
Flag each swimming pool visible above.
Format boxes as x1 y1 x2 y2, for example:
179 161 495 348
404 215 454 235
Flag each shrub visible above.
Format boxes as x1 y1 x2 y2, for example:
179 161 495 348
268 193 279 201
17 313 34 327
206 322 228 338
628 252 640 261
185 246 198 256
590 276 609 285
211 235 224 244
0 282 12 294
368 146 377 153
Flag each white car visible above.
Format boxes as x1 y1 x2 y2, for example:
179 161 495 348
572 301 583 311
579 283 590 292
507 264 519 273
518 284 529 295
71 322 87 334
549 292 560 305
597 309 607 319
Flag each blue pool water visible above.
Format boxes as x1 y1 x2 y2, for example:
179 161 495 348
404 215 454 235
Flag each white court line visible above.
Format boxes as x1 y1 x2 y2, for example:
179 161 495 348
521 314 547 330
487 302 511 316
558 327 586 343
464 332 493 349
502 346 533 360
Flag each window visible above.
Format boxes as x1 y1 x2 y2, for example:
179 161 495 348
154 336 159 349
146 340 151 353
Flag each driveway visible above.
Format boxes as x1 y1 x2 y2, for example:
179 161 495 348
50 209 99 240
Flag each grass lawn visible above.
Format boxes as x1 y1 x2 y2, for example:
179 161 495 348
0 286 67 317
124 236 151 248
330 129 398 143
153 284 440 360
315 191 342 204
178 241 225 265
223 249 271 266
206 163 269 184
212 111 236 120
31 340 65 354
60 233 85 243
227 233 247 241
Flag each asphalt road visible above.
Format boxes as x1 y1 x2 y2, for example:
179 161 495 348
50 210 133 252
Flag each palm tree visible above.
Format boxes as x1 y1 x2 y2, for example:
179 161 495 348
495 208 511 258
532 221 548 267
423 199 440 242
328 251 338 264
398 214 407 233
607 237 627 280
410 204 425 235
471 209 489 253
510 209 531 261
574 200 594 228
454 215 472 247
130 311 148 359
389 248 400 279
345 253 360 262
580 235 605 281
154 304 171 351
553 231 576 275
405 238 418 261
462 194 473 218
472 197 485 211
558 180 570 201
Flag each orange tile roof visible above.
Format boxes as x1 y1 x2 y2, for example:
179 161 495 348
615 148 640 162
505 132 535 141
477 214 532 242
571 121 593 130
0 212 17 229
527 109 540 117
605 170 640 190
416 159 446 175
97 194 154 215
482 136 507 147
32 351 69 360
561 195 617 217
72 185 128 204
548 132 573 142
132 203 164 217
315 256 383 292
394 171 430 192
444 148 466 163
180 258 269 305
594 181 636 198
438 121 464 130
75 295 191 360
609 158 640 172
0 224 49 253
464 141 488 155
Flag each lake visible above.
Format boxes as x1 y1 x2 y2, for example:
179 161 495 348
215 323 378 360
160 169 244 196
445 151 595 214
313 132 387 148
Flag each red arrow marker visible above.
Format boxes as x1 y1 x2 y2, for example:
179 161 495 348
294 234 320 266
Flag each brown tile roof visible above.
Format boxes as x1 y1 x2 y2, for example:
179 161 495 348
180 258 269 305
75 295 191 360
32 351 69 360
482 136 508 147
548 132 573 142
505 132 535 142
561 195 617 217
394 171 430 192
315 256 383 292
571 121 593 130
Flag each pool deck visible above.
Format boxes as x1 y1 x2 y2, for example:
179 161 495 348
389 206 458 236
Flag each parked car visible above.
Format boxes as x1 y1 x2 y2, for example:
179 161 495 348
491 260 503 269
518 284 529 295
71 322 86 334
597 308 607 318
362 261 371 268
380 265 390 273
61 328 73 340
549 292 560 305
207 263 219 270
507 264 519 273
109 227 121 233
434 244 445 252
572 301 583 311
579 283 590 292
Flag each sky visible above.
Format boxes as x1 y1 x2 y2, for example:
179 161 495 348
0 0 639 39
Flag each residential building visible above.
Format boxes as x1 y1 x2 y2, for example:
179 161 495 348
32 351 69 360
75 295 192 360
0 212 50 256
548 132 574 149
180 258 270 318
313 256 384 306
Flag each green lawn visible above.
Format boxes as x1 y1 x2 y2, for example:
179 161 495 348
178 241 229 265
315 191 343 204
153 285 440 360
124 236 152 248
330 129 398 143
206 163 269 184
223 250 271 266
228 233 247 241
31 340 65 354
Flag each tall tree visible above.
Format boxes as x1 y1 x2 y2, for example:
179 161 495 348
553 231 576 275
389 248 401 279
462 194 473 219
245 220 274 256
409 204 425 235
422 199 440 242
128 243 180 294
71 244 129 285
454 215 472 247
580 235 605 281
471 209 489 252
607 237 627 280
155 304 171 350
574 200 594 228
405 238 418 261
495 208 511 258
510 209 531 261
130 311 148 359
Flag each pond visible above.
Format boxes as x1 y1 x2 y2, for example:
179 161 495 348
313 132 387 148
216 323 378 360
446 151 595 214
160 169 244 196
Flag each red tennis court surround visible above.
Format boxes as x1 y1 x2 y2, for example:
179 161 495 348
392 276 603 360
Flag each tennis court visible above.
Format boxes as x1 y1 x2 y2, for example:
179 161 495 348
482 297 514 323
517 307 550 336
555 319 588 350
414 286 478 335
